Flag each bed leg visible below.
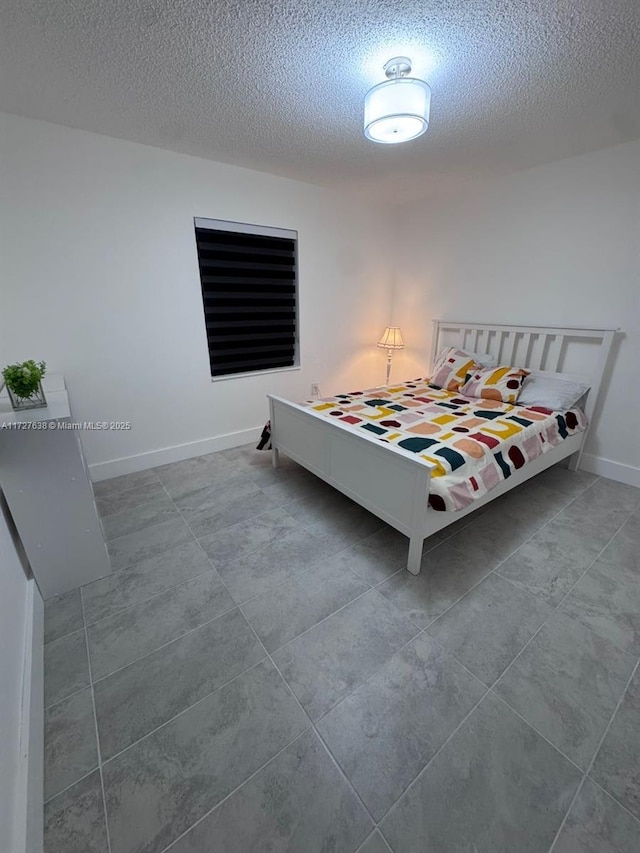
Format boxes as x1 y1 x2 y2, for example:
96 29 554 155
567 449 582 472
272 447 280 468
407 537 423 575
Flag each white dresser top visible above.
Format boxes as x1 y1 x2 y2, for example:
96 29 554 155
0 374 71 425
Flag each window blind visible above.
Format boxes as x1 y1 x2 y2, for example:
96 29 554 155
194 219 298 377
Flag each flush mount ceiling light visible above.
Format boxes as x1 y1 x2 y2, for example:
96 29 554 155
364 56 431 144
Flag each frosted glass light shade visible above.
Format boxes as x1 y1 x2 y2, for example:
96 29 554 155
377 326 405 349
364 78 431 144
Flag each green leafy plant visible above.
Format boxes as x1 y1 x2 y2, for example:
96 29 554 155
2 360 47 401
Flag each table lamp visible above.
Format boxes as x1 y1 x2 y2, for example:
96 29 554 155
377 326 405 384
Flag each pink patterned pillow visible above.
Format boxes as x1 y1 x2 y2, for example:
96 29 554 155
461 365 530 403
429 347 480 392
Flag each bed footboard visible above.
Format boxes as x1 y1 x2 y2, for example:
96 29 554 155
268 395 433 573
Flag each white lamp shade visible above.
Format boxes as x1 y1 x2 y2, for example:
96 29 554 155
377 326 405 349
364 78 431 144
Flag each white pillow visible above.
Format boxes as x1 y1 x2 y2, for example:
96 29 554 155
435 348 497 368
469 351 498 369
518 371 590 411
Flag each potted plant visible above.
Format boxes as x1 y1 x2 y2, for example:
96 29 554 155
1 360 47 410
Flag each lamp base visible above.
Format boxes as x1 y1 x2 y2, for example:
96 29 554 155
386 350 392 385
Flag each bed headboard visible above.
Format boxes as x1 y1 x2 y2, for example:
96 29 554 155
430 320 618 421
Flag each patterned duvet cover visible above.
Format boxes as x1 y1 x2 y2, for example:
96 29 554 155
303 379 587 511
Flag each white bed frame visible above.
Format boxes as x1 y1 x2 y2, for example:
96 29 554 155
268 321 616 575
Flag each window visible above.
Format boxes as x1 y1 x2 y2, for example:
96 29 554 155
194 217 299 378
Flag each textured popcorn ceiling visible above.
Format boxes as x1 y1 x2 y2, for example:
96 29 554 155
1 0 639 202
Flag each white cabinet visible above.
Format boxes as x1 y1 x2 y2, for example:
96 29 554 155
0 381 110 599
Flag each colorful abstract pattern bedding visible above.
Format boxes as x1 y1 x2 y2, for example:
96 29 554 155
303 380 587 512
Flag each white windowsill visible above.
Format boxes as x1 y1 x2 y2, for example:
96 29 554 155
211 365 301 383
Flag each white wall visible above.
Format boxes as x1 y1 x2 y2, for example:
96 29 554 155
0 500 30 853
392 139 640 484
0 113 393 477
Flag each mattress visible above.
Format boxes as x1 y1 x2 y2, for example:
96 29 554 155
303 379 587 511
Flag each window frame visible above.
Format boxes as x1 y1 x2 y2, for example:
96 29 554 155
193 217 301 381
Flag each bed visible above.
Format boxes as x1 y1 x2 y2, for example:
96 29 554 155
268 321 616 574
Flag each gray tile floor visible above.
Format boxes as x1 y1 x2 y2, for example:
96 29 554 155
42 446 640 853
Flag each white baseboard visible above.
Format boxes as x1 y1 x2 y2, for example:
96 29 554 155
89 426 263 482
13 580 44 853
580 453 640 488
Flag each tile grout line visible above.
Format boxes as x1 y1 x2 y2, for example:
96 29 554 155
372 681 493 831
96 481 171 521
92 470 161 500
313 722 388 831
175 484 287 537
156 728 313 853
103 482 285 569
489 691 585 775
598 509 639 555
44 682 93 713
240 585 373 654
229 533 370 607
101 503 183 544
162 461 311 517
43 610 88 647
370 536 442 595
346 557 413 591
99 655 270 766
356 829 394 853
245 572 419 657
88 601 240 686
43 624 85 649
587 774 640 828
231 522 405 610
547 656 640 853
416 631 494 690
432 504 491 544
43 766 99 807
271 596 423 723
79 586 113 853
83 562 228 630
